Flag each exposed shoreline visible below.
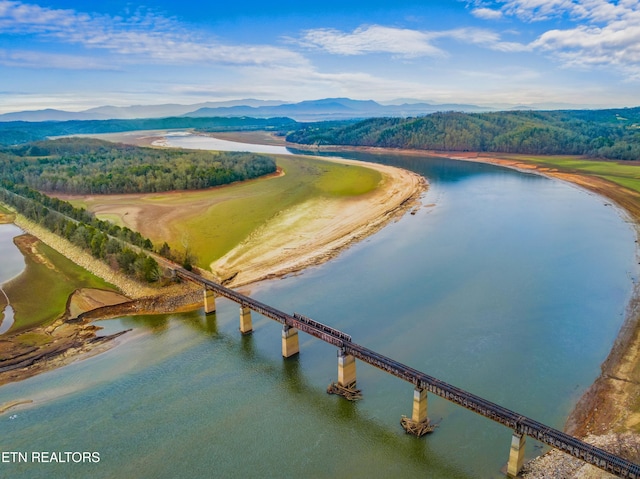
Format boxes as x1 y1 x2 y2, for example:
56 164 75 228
213 157 426 288
418 150 640 438
0 140 425 388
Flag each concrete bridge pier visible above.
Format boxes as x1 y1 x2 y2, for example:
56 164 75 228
400 387 433 436
282 325 300 357
337 348 357 388
412 387 428 423
507 432 526 477
239 306 253 334
203 289 216 314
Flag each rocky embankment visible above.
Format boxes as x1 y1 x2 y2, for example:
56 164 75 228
0 285 203 387
521 433 640 478
0 317 127 385
76 286 203 322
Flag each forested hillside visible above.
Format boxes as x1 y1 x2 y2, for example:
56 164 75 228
0 137 277 194
0 116 298 146
286 108 640 160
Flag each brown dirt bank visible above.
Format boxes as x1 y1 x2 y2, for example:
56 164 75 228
0 208 205 388
0 212 15 224
0 283 203 388
0 286 129 387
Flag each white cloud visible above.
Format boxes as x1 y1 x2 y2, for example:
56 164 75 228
298 25 445 57
0 0 307 68
497 0 640 23
466 1 640 79
499 0 576 21
531 23 640 78
438 27 529 51
229 62 445 102
471 8 504 20
0 48 115 69
299 24 528 57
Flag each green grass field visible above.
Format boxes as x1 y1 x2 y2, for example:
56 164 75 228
183 156 381 265
4 240 117 332
506 155 640 194
69 154 382 268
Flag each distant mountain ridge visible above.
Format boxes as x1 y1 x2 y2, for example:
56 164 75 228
0 98 494 122
183 98 494 121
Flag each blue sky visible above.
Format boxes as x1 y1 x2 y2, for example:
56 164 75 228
1 0 640 113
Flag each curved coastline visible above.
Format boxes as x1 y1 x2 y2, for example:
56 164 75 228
0 148 425 388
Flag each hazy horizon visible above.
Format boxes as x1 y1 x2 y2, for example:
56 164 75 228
2 0 640 114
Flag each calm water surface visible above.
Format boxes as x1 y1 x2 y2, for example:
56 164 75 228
0 140 637 478
163 132 292 155
0 223 25 334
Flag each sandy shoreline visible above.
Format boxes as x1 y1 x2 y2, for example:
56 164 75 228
214 157 425 287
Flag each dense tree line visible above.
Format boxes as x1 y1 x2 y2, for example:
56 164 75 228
286 108 640 160
0 138 277 194
0 182 159 283
0 117 299 146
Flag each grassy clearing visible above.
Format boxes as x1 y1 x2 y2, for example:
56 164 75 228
70 155 382 268
4 239 117 332
15 332 53 347
183 156 381 265
504 154 640 194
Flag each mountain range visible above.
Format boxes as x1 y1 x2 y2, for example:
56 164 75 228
0 98 495 122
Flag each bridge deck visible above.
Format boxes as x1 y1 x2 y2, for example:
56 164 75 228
176 268 640 478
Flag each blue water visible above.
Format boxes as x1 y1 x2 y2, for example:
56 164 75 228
0 143 637 478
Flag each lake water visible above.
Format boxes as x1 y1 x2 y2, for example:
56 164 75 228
160 132 292 155
0 139 637 478
0 223 25 334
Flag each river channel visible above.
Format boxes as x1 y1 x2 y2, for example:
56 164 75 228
1 135 638 478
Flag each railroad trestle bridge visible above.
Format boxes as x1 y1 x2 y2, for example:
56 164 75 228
177 267 640 478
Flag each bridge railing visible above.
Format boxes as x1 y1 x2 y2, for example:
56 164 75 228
175 267 640 478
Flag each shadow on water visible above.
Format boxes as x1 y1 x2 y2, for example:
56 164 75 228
117 309 219 336
183 310 219 336
119 313 172 333
212 320 476 479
